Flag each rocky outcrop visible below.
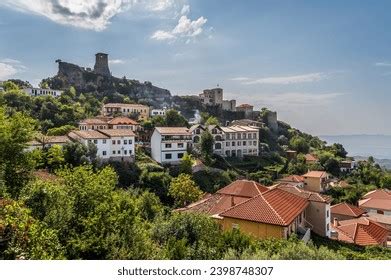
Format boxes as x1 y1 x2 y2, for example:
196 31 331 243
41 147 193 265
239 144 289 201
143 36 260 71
43 59 171 107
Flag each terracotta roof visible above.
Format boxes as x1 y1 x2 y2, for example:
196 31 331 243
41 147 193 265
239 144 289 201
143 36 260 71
303 171 328 178
155 127 191 135
103 103 149 108
189 124 205 133
68 130 109 140
363 189 391 200
107 117 139 125
98 129 136 137
79 118 107 125
44 135 71 144
304 154 318 162
332 217 389 246
359 198 391 211
279 175 305 183
220 188 309 226
177 193 249 215
331 202 366 218
366 212 391 226
271 183 332 203
217 180 269 198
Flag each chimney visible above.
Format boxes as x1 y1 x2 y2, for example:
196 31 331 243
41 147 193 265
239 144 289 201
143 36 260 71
231 196 235 207
333 218 339 227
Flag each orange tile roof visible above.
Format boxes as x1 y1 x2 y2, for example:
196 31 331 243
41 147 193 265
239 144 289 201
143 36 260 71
220 188 309 226
217 180 269 198
155 127 191 135
363 189 391 200
304 154 318 162
237 104 254 108
331 202 366 218
103 103 149 108
279 175 305 183
79 118 107 125
68 130 109 139
271 183 332 203
303 171 328 178
332 217 389 246
98 129 136 137
359 198 391 211
107 116 139 125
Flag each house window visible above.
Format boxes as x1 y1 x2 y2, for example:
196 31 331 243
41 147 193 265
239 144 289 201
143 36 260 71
253 141 256 146
124 140 128 145
165 143 172 148
117 150 120 154
226 142 230 147
102 151 107 156
178 143 184 148
117 140 121 144
93 140 98 144
124 150 127 155
112 140 116 145
129 150 132 155
178 153 184 159
243 141 246 146
129 140 132 144
232 142 235 146
165 153 172 159
327 210 329 218
113 151 116 154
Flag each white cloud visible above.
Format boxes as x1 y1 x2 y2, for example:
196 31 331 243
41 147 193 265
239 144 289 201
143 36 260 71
151 14 208 41
180 4 190 15
0 0 184 31
234 72 328 85
231 77 251 81
151 30 176 40
375 62 391 67
256 92 346 107
108 59 126 64
0 58 26 80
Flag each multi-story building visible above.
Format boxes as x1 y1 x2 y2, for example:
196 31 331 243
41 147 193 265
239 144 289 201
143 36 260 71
199 88 223 106
79 118 108 131
189 124 259 157
150 127 192 164
107 117 140 131
222 99 236 111
67 129 135 162
359 189 391 215
23 87 63 98
151 108 167 117
236 104 254 118
303 171 331 193
221 125 259 157
102 103 150 121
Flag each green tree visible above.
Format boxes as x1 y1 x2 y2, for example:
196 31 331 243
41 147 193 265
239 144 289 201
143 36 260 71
200 130 215 158
205 116 220 126
179 152 194 174
380 174 391 189
47 145 65 171
0 107 36 198
165 110 188 127
289 136 309 154
168 174 203 207
47 125 76 136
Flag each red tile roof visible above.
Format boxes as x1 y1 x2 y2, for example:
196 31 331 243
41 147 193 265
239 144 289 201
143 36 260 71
98 129 136 137
363 189 391 200
331 202 366 218
68 130 109 140
108 116 139 125
332 217 389 246
272 183 332 203
220 188 309 226
279 175 305 183
304 154 318 162
217 180 269 198
155 127 191 135
79 118 107 125
303 171 328 178
359 198 391 211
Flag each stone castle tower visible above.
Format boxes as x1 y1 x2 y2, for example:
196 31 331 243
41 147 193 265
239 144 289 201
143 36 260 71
94 52 111 76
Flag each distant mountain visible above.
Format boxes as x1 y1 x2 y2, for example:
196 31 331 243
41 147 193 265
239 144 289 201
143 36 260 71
319 135 391 160
353 156 391 170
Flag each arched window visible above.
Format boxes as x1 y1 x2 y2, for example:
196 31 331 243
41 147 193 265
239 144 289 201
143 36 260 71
215 143 222 149
194 136 200 143
215 135 222 141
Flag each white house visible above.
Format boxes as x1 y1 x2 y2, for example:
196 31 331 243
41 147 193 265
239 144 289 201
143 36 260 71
23 87 63 97
151 108 167 117
221 125 259 157
151 127 192 164
68 129 136 162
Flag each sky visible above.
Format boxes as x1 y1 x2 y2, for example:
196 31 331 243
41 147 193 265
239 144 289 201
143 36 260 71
0 0 391 136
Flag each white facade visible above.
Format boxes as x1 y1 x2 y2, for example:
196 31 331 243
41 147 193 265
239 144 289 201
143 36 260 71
189 125 259 157
68 129 135 162
151 108 167 117
102 103 150 121
151 127 192 164
24 87 63 97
